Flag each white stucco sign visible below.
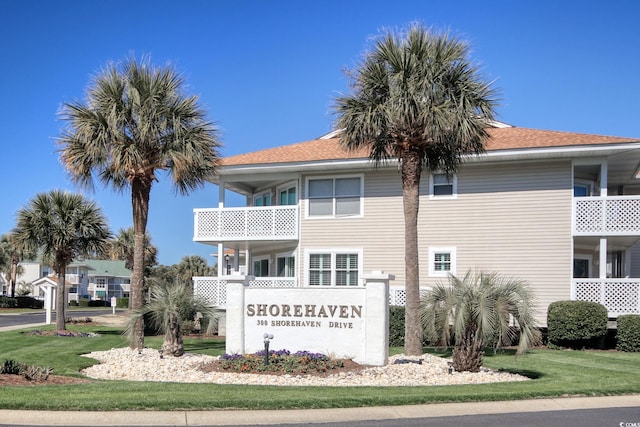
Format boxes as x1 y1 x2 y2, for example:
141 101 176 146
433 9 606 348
225 273 392 366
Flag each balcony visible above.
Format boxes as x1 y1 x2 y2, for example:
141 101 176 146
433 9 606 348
573 196 640 236
65 274 81 284
193 276 298 308
194 206 298 242
572 278 640 317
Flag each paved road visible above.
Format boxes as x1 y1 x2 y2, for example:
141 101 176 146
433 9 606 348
0 309 124 329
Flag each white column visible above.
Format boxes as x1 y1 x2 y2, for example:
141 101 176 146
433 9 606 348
224 275 255 355
600 162 608 196
362 271 394 366
599 238 608 279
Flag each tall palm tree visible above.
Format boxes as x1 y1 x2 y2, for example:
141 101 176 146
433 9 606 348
420 271 540 372
13 190 111 331
58 56 221 349
0 233 36 298
334 24 498 355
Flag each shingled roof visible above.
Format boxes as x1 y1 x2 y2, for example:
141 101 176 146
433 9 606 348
222 127 640 167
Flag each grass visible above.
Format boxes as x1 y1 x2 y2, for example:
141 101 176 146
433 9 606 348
1 324 639 411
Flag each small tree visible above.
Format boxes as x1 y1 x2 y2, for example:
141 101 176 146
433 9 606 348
127 281 219 357
420 271 540 372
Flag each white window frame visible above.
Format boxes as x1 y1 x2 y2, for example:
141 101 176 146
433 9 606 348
276 251 296 277
429 173 457 199
304 249 363 287
252 255 270 277
305 174 364 219
277 181 298 206
253 190 273 207
428 247 457 277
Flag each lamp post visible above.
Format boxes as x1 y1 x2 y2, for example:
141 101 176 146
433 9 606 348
224 254 230 275
263 333 274 365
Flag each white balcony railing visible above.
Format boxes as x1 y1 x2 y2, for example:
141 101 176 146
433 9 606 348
194 206 298 242
65 274 81 284
573 196 640 235
572 278 640 317
193 276 298 308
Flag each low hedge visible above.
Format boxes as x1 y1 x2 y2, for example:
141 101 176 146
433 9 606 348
616 315 640 352
15 297 44 309
547 300 608 349
0 297 18 308
389 305 405 347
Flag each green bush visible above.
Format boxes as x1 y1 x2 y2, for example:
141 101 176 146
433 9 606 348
547 300 608 349
0 296 18 308
77 298 90 307
389 305 405 347
616 315 640 352
116 297 129 308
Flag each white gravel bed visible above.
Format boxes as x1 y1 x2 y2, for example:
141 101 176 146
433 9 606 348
81 347 529 387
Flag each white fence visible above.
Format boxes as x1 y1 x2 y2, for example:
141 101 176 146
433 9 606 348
572 278 640 317
194 206 298 241
574 196 640 235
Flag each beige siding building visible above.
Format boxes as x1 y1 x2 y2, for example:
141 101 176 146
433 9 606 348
193 123 640 326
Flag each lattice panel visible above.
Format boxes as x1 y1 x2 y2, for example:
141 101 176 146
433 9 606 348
605 199 640 233
574 197 640 234
604 281 640 314
194 279 227 307
249 278 297 288
274 207 298 236
220 210 248 237
574 199 603 233
247 209 273 237
389 288 406 306
574 280 602 303
194 210 220 238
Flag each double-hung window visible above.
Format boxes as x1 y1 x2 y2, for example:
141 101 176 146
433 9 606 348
428 247 456 277
307 176 362 217
307 250 361 286
430 173 457 198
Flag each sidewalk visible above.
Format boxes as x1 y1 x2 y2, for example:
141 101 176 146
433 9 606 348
1 395 638 426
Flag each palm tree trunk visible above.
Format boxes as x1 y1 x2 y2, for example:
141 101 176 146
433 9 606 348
162 312 184 357
401 147 423 356
452 327 484 372
56 268 66 331
130 178 150 350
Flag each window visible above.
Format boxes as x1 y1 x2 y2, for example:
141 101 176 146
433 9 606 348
253 258 270 277
307 250 361 286
278 185 297 206
254 192 272 206
430 173 457 198
277 254 295 277
307 176 362 217
429 247 456 277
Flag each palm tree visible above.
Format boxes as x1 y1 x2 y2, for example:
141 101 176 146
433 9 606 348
13 190 111 331
175 255 213 284
58 56 221 349
127 281 219 357
108 227 158 273
0 233 36 298
420 271 540 372
334 24 498 355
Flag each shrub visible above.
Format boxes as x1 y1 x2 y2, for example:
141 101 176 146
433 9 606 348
1 359 22 375
389 305 405 347
616 315 640 352
116 297 129 308
88 300 109 307
219 350 344 374
0 296 18 308
547 300 608 349
20 365 53 382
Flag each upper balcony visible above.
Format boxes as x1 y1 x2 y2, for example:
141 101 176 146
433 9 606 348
573 196 640 236
194 206 299 243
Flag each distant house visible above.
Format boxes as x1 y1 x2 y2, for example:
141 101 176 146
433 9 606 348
192 122 640 325
24 259 131 302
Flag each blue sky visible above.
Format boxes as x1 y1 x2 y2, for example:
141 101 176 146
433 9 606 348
1 0 639 266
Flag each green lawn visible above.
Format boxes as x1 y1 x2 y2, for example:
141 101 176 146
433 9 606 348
0 324 639 411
